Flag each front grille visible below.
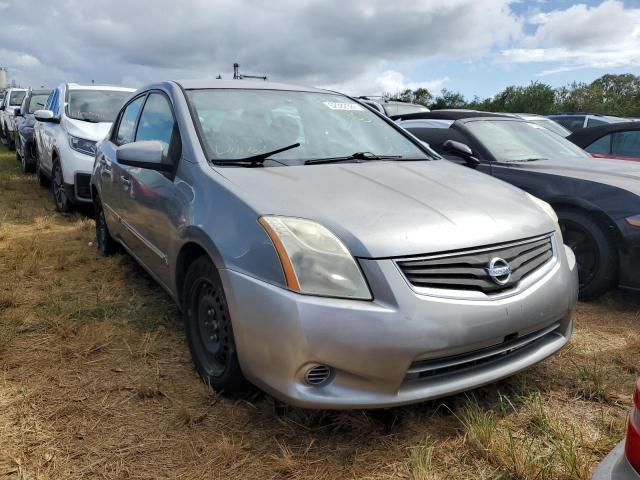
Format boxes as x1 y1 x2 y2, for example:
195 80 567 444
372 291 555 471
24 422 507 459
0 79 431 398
396 234 554 294
404 323 561 382
75 173 91 200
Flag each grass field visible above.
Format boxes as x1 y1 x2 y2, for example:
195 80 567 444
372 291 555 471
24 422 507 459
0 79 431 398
0 142 638 479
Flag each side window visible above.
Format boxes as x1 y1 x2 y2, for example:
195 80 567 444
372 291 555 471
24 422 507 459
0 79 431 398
556 116 585 132
135 93 180 162
115 95 145 145
49 89 60 116
586 117 607 128
585 134 612 155
612 131 640 158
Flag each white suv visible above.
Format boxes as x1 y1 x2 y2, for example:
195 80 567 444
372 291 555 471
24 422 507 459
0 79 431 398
34 83 135 212
0 88 27 150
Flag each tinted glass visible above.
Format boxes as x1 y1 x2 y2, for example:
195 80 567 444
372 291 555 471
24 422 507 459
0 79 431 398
586 117 607 127
115 96 145 145
135 93 175 146
187 89 428 165
9 91 26 106
585 134 612 155
67 89 132 123
466 120 590 161
554 116 585 132
28 94 49 114
612 131 640 157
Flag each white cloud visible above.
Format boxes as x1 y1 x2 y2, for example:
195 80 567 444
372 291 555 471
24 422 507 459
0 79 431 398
322 69 450 96
499 0 640 74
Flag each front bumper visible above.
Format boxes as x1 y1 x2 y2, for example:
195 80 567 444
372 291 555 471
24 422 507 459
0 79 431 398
221 242 578 409
592 442 640 480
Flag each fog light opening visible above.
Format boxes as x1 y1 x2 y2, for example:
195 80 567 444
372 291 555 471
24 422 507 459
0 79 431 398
304 364 332 386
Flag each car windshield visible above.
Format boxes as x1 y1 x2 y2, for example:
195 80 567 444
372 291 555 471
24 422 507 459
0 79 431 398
186 89 430 165
28 94 49 114
66 90 132 123
530 119 571 137
466 119 590 161
10 91 26 106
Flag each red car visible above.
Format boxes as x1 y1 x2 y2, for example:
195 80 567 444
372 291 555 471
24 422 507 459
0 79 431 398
592 378 640 479
567 122 640 163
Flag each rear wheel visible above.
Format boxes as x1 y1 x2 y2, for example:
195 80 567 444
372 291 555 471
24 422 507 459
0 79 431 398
183 256 246 393
558 209 617 299
95 203 118 256
52 161 72 213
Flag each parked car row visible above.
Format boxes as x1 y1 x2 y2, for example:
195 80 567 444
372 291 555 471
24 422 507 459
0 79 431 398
393 109 640 300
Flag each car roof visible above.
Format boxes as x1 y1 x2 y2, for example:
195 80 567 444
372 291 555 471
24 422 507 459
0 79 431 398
30 89 52 95
566 121 640 147
66 83 136 92
175 79 327 93
390 110 511 121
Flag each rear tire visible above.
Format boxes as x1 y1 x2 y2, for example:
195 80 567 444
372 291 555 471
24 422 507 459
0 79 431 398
558 208 617 299
183 256 246 394
36 158 50 187
95 203 118 257
52 160 73 213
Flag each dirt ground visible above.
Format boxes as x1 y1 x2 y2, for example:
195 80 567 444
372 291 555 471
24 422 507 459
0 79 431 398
0 143 638 480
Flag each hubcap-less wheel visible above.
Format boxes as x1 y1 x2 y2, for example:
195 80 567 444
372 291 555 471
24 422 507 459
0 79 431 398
561 220 598 290
183 256 246 393
192 279 231 377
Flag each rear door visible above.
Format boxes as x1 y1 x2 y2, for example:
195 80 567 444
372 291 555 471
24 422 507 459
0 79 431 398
118 91 181 286
39 88 61 174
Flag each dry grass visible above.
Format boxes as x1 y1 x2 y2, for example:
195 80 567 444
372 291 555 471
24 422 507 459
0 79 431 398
0 143 638 479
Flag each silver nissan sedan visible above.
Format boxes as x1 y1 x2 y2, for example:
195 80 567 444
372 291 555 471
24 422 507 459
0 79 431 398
91 80 578 409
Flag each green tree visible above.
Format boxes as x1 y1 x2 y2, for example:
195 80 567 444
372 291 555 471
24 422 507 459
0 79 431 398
430 89 467 110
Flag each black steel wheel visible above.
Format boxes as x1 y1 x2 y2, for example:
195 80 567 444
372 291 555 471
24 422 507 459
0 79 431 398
183 256 245 393
559 209 617 299
52 161 72 213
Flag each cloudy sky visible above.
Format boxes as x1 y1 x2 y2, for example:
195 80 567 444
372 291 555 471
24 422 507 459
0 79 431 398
1 0 639 98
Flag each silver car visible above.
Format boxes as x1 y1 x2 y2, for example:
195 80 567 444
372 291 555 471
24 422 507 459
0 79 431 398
91 80 578 409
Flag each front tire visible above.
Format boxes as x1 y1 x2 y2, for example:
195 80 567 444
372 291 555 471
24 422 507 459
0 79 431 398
183 256 245 393
52 161 73 213
558 209 617 299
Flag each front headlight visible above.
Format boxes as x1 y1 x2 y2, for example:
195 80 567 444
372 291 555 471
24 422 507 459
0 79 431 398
69 135 97 156
259 216 372 300
526 192 558 223
626 214 640 228
526 193 563 244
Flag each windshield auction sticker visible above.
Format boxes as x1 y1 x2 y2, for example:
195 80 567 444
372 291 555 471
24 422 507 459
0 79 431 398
323 101 365 111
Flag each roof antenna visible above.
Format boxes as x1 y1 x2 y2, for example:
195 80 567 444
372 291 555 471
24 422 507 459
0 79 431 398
232 62 267 81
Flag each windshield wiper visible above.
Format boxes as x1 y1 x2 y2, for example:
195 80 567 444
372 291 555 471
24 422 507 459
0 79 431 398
304 152 404 165
212 143 300 167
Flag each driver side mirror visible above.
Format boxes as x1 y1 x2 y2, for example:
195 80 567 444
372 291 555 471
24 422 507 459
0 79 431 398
34 109 59 123
14 108 21 117
117 140 174 172
443 140 480 168
0 105 5 111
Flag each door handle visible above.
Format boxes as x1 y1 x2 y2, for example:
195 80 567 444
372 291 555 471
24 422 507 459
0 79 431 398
120 175 131 188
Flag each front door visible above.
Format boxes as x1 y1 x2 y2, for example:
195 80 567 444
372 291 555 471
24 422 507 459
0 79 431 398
118 92 182 287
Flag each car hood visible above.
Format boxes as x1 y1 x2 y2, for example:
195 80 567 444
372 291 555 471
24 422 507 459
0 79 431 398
502 155 640 196
63 117 112 142
215 160 556 258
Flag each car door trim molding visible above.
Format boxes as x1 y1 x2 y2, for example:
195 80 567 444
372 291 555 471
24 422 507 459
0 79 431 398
103 201 169 265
